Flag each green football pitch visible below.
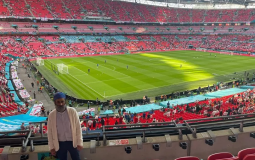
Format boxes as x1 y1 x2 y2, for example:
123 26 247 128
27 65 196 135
34 50 255 100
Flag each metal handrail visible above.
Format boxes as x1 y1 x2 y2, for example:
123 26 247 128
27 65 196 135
104 121 176 129
103 126 186 134
22 130 32 152
0 130 31 135
188 117 255 128
29 131 102 147
2 113 255 148
0 137 26 141
173 121 183 140
30 139 34 152
185 113 255 122
102 126 187 145
184 115 255 138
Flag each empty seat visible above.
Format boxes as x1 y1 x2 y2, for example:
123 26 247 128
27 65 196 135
175 156 200 160
238 148 255 160
207 152 237 160
243 154 255 160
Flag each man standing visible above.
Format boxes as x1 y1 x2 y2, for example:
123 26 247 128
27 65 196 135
31 82 34 88
47 92 83 160
21 122 25 130
87 101 90 109
33 91 36 99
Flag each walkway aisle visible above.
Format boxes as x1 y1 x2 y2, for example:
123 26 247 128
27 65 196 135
17 62 55 112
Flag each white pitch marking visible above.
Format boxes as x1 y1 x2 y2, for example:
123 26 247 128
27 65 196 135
69 73 104 97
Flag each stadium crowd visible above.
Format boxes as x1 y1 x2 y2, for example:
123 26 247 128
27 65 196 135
1 34 255 58
22 86 255 135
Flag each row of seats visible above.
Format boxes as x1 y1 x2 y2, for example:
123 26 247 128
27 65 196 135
0 0 255 22
121 89 254 125
176 148 255 160
2 34 255 57
74 89 254 131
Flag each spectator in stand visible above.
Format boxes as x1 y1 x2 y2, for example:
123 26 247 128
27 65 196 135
81 124 86 131
17 106 21 112
41 106 45 115
95 114 98 121
212 108 219 117
220 110 223 116
119 116 123 124
164 110 171 117
122 108 126 114
87 101 90 109
106 118 110 125
34 125 40 134
101 118 105 126
118 108 121 116
33 91 36 99
21 122 25 130
143 112 146 119
238 107 243 114
29 123 34 131
226 107 232 115
88 119 93 129
93 119 96 128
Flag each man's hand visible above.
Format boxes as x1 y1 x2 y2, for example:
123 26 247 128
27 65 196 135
77 145 83 151
50 149 56 156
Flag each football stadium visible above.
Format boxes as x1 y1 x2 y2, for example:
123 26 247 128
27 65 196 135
2 0 255 159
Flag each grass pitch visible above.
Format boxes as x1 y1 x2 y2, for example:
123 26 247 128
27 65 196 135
35 50 255 100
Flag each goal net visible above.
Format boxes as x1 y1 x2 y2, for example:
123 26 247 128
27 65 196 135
36 57 44 66
196 48 206 52
57 64 69 74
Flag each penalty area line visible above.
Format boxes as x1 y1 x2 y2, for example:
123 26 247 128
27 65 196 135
68 73 104 97
71 66 88 76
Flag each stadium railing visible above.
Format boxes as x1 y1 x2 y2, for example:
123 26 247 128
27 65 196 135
3 114 255 159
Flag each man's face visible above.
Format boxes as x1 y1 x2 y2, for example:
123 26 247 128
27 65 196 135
55 98 66 111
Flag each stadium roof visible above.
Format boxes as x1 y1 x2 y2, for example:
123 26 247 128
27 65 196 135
114 0 255 9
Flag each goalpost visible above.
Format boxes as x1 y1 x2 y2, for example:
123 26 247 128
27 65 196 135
196 48 206 52
36 57 44 66
57 64 69 74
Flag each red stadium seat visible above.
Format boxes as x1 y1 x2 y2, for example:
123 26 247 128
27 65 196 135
207 152 236 160
215 158 238 160
238 148 255 160
175 156 200 160
243 154 255 160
